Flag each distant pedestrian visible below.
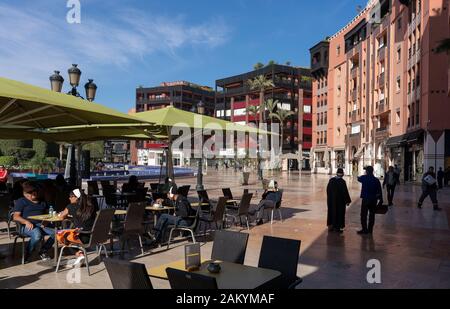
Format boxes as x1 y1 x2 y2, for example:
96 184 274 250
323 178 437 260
383 166 399 206
357 166 383 235
326 168 351 233
0 165 8 191
418 167 441 211
394 165 401 183
55 158 62 173
437 167 444 190
96 160 104 171
444 167 450 187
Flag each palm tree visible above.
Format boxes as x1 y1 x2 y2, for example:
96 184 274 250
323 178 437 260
246 105 261 126
264 98 280 116
269 108 294 156
247 75 275 124
267 60 277 66
245 104 264 179
253 62 265 70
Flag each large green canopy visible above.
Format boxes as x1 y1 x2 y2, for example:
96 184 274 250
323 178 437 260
134 106 268 135
0 77 148 129
0 126 165 142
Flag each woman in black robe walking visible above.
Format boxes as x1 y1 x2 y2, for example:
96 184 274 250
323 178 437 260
327 168 352 233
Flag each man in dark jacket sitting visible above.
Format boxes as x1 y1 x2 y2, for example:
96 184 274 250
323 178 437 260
152 187 196 244
249 180 282 225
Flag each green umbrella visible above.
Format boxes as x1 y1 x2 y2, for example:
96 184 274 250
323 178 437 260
134 106 268 134
0 77 149 129
134 106 273 180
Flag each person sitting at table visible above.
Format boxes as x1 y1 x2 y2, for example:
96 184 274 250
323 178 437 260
12 178 27 201
55 174 70 193
151 187 195 244
0 165 8 191
57 189 96 266
12 181 55 262
160 177 177 195
123 175 139 193
249 180 282 225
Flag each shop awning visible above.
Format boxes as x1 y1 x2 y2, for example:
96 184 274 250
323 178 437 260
386 129 424 147
386 135 404 147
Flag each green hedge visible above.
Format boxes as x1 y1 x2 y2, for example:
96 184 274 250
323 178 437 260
0 156 18 167
4 148 36 161
32 140 60 158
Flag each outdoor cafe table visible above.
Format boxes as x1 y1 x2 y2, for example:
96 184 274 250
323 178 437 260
190 202 211 208
146 206 175 223
147 260 281 289
27 214 65 268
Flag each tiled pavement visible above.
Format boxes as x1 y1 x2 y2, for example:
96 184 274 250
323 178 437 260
1 170 449 289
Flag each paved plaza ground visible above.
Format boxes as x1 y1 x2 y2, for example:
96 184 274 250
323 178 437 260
1 171 449 289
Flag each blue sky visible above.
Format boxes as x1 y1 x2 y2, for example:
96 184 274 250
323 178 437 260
0 0 367 112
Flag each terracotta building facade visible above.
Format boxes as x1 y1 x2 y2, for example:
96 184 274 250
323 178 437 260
310 0 450 181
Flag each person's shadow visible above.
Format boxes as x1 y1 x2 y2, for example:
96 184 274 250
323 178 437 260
0 268 53 289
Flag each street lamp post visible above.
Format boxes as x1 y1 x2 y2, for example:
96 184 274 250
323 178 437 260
196 101 205 191
49 65 97 186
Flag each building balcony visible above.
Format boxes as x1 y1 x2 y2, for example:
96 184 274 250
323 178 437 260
378 72 385 88
350 89 358 102
350 67 358 79
377 98 389 114
375 126 390 139
351 110 358 122
140 97 171 105
349 133 361 144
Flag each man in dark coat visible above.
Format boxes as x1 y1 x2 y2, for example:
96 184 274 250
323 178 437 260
418 167 441 211
437 167 444 190
327 168 352 233
357 166 383 235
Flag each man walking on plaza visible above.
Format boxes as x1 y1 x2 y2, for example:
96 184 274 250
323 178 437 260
418 167 441 211
0 165 8 191
326 168 351 233
383 166 399 206
437 167 444 190
394 165 401 183
357 166 382 235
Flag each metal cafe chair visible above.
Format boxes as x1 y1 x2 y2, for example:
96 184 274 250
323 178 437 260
166 206 201 249
109 202 146 256
211 230 249 265
199 197 227 238
104 258 153 289
258 235 302 289
56 208 115 276
225 193 253 230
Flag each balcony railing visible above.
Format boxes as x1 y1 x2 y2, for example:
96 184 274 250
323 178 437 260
378 46 386 62
350 67 358 79
377 99 387 114
378 72 385 88
375 126 390 138
350 89 358 101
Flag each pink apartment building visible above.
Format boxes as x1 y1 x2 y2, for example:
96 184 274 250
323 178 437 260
310 0 450 181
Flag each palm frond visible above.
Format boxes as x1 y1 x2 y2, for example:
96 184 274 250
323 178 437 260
265 99 280 114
